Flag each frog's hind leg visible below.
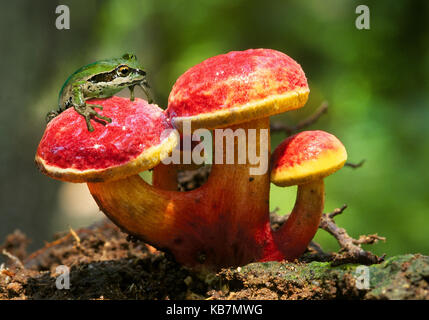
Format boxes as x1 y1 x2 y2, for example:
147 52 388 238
46 110 59 123
46 98 72 123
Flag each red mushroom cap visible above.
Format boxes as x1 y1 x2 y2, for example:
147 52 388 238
35 97 177 182
271 130 347 186
167 48 309 130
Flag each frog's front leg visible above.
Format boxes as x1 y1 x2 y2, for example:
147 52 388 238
139 80 153 104
129 85 136 102
74 104 112 132
72 83 112 132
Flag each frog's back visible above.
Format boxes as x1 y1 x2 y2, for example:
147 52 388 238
59 61 104 105
58 58 126 106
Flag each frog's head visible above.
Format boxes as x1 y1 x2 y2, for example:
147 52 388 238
88 53 148 89
114 53 147 86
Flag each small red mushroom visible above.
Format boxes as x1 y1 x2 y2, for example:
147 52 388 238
269 130 347 260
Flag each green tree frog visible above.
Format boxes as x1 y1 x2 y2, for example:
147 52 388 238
46 53 152 132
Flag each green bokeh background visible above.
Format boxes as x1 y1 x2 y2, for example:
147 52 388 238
0 0 428 257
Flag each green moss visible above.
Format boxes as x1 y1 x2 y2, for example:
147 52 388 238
230 254 429 299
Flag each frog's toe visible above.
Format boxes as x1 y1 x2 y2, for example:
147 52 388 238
90 109 112 124
85 117 95 132
97 115 112 123
90 105 103 110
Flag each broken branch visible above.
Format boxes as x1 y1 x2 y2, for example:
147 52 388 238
1 249 24 270
270 204 385 265
319 205 385 265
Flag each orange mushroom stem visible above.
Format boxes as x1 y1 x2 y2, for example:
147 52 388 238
88 118 271 269
152 134 205 191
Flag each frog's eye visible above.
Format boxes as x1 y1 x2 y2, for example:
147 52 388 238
122 53 136 60
117 65 131 77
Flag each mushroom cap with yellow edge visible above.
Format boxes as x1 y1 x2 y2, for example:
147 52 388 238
166 48 309 131
271 130 347 187
35 97 178 183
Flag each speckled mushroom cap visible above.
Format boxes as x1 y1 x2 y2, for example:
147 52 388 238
166 48 309 131
271 130 347 187
35 97 177 183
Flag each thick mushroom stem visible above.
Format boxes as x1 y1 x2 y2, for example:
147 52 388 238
152 163 181 190
152 145 206 190
267 179 324 261
88 118 271 270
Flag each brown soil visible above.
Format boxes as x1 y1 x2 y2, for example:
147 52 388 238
1 220 428 300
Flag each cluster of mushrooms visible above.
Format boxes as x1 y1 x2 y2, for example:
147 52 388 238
36 49 347 271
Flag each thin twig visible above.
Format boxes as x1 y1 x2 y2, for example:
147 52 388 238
270 207 280 215
328 204 348 218
345 160 366 169
1 249 24 270
69 227 81 247
271 101 329 135
269 208 287 231
294 101 329 132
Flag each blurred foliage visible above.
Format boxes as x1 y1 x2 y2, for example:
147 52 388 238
0 0 428 257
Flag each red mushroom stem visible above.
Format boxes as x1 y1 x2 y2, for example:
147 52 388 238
152 135 206 191
152 163 181 190
267 180 324 261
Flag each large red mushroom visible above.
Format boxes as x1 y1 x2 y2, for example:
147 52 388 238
36 49 345 271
